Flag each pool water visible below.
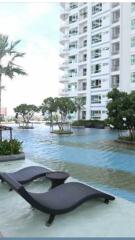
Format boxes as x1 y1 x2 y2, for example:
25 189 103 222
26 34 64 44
3 124 135 202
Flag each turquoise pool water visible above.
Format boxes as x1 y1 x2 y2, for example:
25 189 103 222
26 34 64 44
3 124 135 202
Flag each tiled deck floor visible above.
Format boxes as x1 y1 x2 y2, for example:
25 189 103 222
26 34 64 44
0 159 135 237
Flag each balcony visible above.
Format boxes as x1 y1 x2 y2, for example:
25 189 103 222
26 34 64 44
60 48 69 57
60 11 68 21
59 76 69 83
111 65 119 72
59 61 68 70
60 22 68 33
60 34 69 45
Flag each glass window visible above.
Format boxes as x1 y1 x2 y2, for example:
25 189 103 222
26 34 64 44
131 19 135 30
69 28 78 36
69 14 78 24
131 54 135 65
92 18 102 29
112 3 119 8
91 79 101 88
112 58 120 71
92 3 102 15
112 9 120 23
80 8 87 20
111 75 119 88
91 110 101 120
91 48 101 58
82 82 87 90
112 26 120 39
69 41 77 50
92 33 102 44
131 36 135 47
91 95 101 104
82 111 86 120
91 64 101 74
131 3 135 13
112 42 120 55
83 68 87 76
131 72 135 82
69 3 78 9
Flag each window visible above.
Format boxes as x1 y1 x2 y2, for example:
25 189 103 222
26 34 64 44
91 95 101 104
69 3 78 9
131 36 135 47
112 3 119 8
91 110 101 120
91 48 101 58
112 42 120 55
112 58 120 71
69 41 77 50
69 55 77 64
131 54 135 65
131 3 135 13
92 33 102 44
69 14 78 24
91 64 101 74
131 72 135 82
92 18 102 29
92 3 102 15
83 26 87 33
111 75 119 88
80 8 87 20
131 19 135 30
69 69 77 77
82 111 86 119
69 28 78 36
112 9 120 23
82 82 87 90
91 79 101 88
112 26 120 39
83 39 87 47
83 68 87 76
82 97 86 105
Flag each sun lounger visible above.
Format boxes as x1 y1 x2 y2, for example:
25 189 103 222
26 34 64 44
0 166 51 184
0 172 115 226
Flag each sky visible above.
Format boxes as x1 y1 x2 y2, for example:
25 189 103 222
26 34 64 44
0 2 60 115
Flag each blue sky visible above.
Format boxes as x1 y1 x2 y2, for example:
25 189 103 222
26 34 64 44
0 3 60 115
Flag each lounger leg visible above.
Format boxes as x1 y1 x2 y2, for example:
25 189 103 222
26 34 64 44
104 199 109 204
46 214 55 226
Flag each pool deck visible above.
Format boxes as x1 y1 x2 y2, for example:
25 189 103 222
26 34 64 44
0 159 135 237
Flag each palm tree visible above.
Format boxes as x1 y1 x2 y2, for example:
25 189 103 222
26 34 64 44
0 34 27 139
74 97 85 120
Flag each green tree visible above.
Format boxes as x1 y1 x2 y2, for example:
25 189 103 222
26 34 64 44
14 104 39 128
74 97 85 120
0 35 27 121
55 97 76 131
41 97 57 131
107 88 135 140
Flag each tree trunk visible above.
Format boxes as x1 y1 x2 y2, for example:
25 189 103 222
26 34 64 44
78 108 81 121
0 74 2 141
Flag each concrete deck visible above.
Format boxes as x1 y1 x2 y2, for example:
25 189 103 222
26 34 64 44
0 159 135 237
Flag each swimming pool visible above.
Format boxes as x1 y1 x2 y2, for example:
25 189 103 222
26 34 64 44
3 124 135 202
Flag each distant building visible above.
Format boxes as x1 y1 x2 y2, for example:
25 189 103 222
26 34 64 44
59 2 135 120
0 107 7 119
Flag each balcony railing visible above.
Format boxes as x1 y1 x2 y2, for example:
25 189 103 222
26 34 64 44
111 65 119 71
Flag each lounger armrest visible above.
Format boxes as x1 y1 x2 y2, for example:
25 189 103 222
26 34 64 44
0 173 24 192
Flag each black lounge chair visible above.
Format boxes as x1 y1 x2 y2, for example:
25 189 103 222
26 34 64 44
0 166 51 184
1 173 115 226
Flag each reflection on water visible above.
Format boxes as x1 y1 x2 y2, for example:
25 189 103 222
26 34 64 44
2 125 135 202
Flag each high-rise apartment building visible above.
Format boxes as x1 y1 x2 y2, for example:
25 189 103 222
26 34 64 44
59 2 135 120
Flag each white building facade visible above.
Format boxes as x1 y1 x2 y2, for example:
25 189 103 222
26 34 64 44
59 2 135 120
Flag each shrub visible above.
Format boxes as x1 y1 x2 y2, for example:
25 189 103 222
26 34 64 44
0 139 23 155
72 120 106 128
